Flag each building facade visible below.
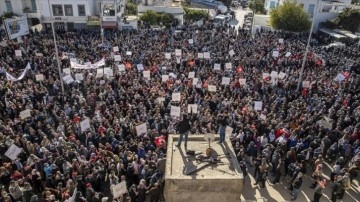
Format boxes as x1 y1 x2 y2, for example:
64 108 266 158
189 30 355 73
264 0 354 31
0 0 42 26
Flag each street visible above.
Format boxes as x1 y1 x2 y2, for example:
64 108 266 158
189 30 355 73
228 7 252 30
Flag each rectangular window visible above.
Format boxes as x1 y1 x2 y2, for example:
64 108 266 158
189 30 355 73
308 4 315 17
78 5 86 16
64 5 73 16
5 0 13 12
30 0 37 12
52 5 63 16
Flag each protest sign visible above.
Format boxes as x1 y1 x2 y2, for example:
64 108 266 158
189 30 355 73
254 101 263 111
187 104 198 113
229 50 235 57
302 81 310 88
165 53 171 59
197 53 204 59
225 63 232 69
126 51 132 55
192 78 199 85
63 68 71 75
285 52 291 57
111 181 128 199
104 67 114 77
278 72 286 79
221 77 230 85
188 71 195 78
172 92 181 102
96 68 104 78
137 64 144 71
204 52 210 59
136 123 148 136
175 49 182 56
143 70 150 79
214 63 221 71
162 75 169 82
208 85 216 92
113 46 119 52
239 79 246 85
270 71 278 78
170 106 181 117
118 64 125 71
35 53 43 57
335 73 345 82
5 144 22 160
20 109 31 119
189 39 194 44
279 39 284 43
260 114 266 120
75 73 84 81
114 55 121 61
262 73 270 80
272 50 279 58
80 119 90 132
15 50 22 57
35 74 44 81
63 75 75 84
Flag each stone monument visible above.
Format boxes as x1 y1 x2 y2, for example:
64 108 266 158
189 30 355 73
164 134 243 202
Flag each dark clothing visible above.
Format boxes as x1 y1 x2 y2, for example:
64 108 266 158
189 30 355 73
178 118 191 134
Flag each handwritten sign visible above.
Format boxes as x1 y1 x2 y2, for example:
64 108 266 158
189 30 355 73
188 72 195 78
239 79 246 85
104 67 114 77
63 75 75 84
272 50 279 58
198 53 204 59
170 106 181 117
221 77 230 85
114 55 122 61
165 52 171 59
143 70 150 79
113 46 119 52
175 49 182 56
214 63 221 71
75 73 84 81
111 181 128 199
63 68 71 75
204 52 210 59
208 85 216 92
80 119 90 132
172 92 181 102
192 78 199 85
187 104 198 113
254 101 263 111
302 81 310 88
35 74 44 81
225 63 232 70
20 109 31 119
137 64 144 71
5 144 22 160
278 72 286 79
15 50 22 57
118 64 125 72
136 123 148 136
162 75 169 82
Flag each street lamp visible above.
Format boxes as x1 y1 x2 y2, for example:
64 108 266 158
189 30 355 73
296 0 321 91
47 0 65 98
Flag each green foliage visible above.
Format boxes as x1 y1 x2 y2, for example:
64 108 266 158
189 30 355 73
269 0 311 32
249 0 265 14
183 7 209 21
125 2 138 16
337 8 360 33
0 12 17 25
140 10 174 27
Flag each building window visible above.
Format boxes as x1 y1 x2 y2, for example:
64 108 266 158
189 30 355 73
52 5 63 16
64 5 73 16
78 5 86 16
308 4 315 17
30 0 37 12
5 0 13 12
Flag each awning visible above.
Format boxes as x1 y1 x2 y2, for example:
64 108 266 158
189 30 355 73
102 22 117 28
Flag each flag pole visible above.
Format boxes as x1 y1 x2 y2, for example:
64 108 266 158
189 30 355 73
47 0 65 99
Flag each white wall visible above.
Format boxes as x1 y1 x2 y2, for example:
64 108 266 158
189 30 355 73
0 0 25 15
38 0 92 17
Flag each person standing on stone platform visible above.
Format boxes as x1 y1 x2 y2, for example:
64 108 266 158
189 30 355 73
176 114 191 151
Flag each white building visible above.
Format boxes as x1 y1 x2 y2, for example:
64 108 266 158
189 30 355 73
264 0 354 31
0 0 42 26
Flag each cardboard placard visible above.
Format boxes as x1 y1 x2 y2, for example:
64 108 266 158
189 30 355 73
118 64 125 71
221 77 230 85
80 119 90 132
162 75 169 82
208 85 216 92
136 123 148 136
137 64 144 71
5 144 22 161
254 101 263 111
143 70 150 79
170 106 181 117
165 52 171 59
20 109 31 119
63 75 75 84
187 104 198 113
114 55 122 61
188 71 195 78
172 92 181 102
35 74 44 81
75 73 84 81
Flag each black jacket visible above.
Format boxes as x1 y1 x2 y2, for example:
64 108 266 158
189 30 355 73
178 118 191 134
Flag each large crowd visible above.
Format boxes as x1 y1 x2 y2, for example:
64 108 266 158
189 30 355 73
0 19 359 202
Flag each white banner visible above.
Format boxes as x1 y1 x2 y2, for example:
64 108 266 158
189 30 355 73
170 106 181 117
136 123 148 136
70 58 105 69
5 63 31 82
5 144 23 161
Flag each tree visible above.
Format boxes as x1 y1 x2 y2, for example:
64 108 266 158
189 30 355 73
125 2 137 16
337 8 360 33
249 0 265 14
269 0 311 32
0 12 17 26
140 10 174 27
183 7 208 21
